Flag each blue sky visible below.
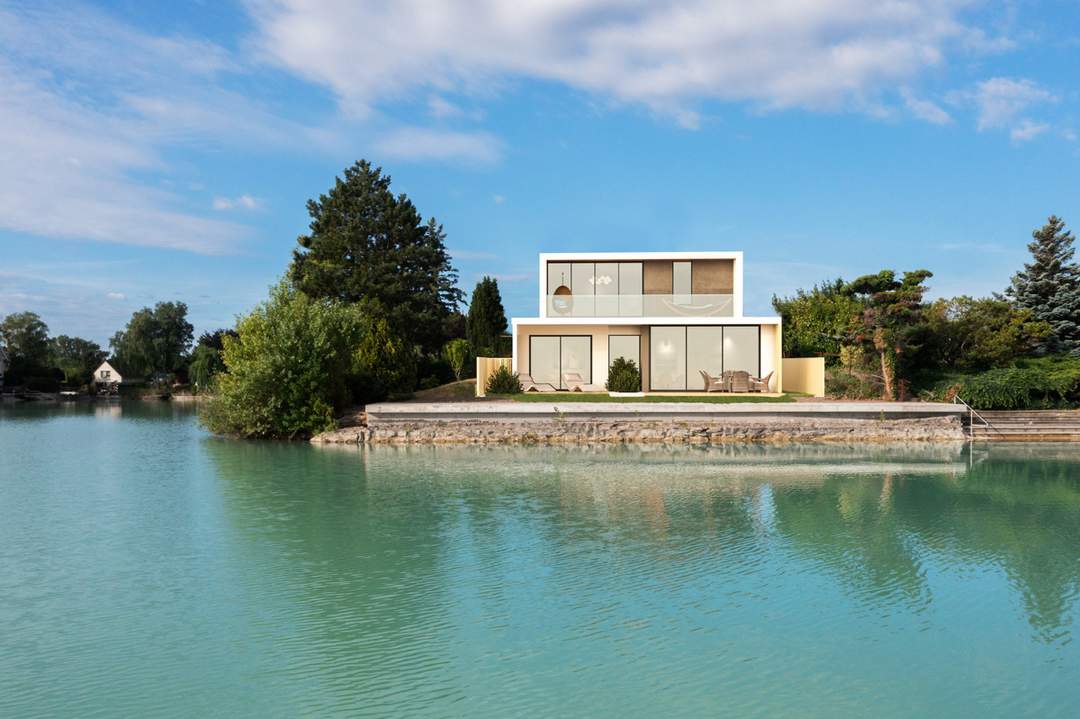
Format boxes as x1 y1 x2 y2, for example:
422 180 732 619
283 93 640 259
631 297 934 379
1 0 1079 346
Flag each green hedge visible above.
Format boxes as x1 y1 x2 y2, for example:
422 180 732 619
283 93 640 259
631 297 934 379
922 356 1080 410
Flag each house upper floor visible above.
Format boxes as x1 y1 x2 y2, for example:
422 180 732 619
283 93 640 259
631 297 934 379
538 252 744 320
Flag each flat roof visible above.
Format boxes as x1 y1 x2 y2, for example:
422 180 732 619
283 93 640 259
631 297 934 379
540 251 742 261
511 316 781 326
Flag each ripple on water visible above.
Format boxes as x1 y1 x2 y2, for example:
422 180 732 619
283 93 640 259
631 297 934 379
3 410 1080 717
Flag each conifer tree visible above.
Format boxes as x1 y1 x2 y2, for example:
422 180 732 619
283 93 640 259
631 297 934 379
1007 216 1080 354
466 276 508 357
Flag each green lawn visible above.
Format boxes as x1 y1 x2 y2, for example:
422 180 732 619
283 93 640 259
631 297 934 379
505 392 802 403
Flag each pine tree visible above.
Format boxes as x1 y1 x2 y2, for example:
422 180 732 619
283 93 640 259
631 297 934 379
1007 216 1080 354
466 277 508 357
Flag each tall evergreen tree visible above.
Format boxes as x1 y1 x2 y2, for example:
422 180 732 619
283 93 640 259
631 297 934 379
466 276 508 357
1007 216 1080 354
289 160 464 354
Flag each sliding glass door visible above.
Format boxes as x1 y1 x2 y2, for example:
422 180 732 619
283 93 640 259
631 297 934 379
529 336 592 389
650 327 686 390
649 326 760 390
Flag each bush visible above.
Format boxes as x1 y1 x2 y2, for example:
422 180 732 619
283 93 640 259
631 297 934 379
352 316 417 404
485 364 521 394
441 338 471 381
919 355 1080 409
606 357 641 392
201 282 368 439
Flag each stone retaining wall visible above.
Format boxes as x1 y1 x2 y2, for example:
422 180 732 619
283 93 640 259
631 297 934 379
312 414 964 445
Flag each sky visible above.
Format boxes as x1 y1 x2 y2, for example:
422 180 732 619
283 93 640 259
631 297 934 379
1 0 1079 347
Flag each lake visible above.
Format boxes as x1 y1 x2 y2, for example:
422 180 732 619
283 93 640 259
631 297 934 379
2 402 1079 717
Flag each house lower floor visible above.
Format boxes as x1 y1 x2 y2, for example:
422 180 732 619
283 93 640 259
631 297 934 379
511 320 782 393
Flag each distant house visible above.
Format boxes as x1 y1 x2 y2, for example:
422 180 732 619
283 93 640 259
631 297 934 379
93 361 123 389
0 347 8 389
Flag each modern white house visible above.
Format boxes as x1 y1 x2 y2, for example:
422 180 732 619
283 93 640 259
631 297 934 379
510 252 784 393
93 361 123 389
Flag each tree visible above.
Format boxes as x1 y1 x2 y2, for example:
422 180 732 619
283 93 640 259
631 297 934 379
442 338 471 381
352 315 417 403
110 301 194 377
772 279 864 361
196 328 238 352
843 269 933 400
289 160 464 354
923 297 1051 371
0 312 51 367
1007 216 1080 355
50 335 107 385
466 276 508 357
201 282 368 439
188 344 225 392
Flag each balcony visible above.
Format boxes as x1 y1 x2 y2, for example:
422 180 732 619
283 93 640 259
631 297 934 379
545 293 734 318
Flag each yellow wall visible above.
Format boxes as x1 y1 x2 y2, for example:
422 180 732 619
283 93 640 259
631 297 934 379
475 357 513 397
781 357 825 397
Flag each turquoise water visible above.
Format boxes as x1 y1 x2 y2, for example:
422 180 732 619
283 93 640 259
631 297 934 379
2 403 1080 717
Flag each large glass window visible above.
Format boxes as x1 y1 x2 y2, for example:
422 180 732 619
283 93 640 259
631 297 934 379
561 337 591 387
572 262 595 317
650 327 686 390
529 336 560 387
687 327 723 390
619 262 643 316
529 336 592 389
723 326 760 376
594 262 619 316
647 325 760 390
673 261 692 302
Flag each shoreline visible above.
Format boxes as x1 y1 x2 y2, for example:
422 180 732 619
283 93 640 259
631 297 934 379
313 401 969 445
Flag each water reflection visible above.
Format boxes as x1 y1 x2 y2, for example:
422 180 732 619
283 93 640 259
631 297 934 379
5 403 1080 717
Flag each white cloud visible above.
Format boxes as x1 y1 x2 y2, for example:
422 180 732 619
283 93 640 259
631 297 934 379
106 292 127 300
1010 119 1049 143
0 3 331 254
492 194 505 204
900 88 952 125
375 127 503 164
965 77 1056 131
245 0 994 124
428 95 464 119
449 248 498 260
212 194 261 211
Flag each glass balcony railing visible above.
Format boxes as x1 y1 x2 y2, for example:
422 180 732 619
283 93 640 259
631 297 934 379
545 293 734 318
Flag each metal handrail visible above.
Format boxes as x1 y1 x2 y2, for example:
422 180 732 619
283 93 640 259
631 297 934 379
953 395 1004 439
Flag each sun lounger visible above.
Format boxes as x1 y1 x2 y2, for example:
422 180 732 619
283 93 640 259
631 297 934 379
518 373 558 392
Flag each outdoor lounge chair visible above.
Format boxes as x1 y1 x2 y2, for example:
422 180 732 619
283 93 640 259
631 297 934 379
563 372 603 392
729 370 750 393
750 371 774 393
699 370 727 392
517 373 558 392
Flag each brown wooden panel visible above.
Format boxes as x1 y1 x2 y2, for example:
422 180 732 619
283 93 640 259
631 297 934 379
643 261 672 295
691 259 733 294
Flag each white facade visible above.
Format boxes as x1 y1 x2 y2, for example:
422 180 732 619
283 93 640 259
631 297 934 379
93 361 123 386
511 252 783 392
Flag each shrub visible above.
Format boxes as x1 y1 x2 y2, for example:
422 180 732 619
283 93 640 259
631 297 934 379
606 357 641 392
201 281 367 439
485 364 522 394
441 338 471 381
925 356 1080 410
352 315 417 404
